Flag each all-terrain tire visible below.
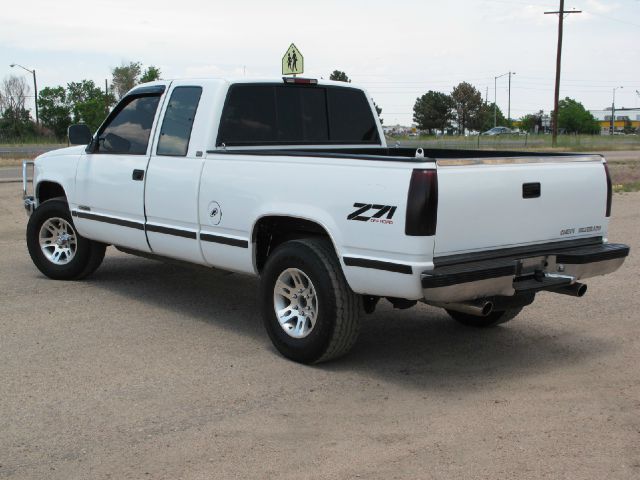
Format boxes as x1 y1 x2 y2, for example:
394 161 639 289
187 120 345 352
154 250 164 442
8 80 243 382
26 199 106 280
260 238 362 364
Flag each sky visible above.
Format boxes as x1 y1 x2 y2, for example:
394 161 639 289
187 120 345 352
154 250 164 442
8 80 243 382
1 0 639 126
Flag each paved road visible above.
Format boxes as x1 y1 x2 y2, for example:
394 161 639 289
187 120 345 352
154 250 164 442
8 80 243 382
1 182 639 479
0 144 65 155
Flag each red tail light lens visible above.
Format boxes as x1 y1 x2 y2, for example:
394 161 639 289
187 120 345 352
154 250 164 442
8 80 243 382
604 163 612 217
405 169 438 236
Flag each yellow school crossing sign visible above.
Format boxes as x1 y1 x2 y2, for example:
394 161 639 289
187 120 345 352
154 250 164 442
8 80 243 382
282 43 304 76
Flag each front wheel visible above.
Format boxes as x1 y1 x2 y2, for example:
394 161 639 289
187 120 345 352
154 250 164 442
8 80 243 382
26 199 106 280
260 238 362 364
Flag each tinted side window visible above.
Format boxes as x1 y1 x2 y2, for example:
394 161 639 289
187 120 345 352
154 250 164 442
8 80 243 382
327 89 379 142
98 95 161 154
157 87 203 156
218 86 276 144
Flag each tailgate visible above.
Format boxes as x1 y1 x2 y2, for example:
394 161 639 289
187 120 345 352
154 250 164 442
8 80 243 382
434 155 609 256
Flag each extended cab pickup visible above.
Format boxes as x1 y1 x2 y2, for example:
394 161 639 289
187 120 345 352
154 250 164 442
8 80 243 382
22 77 630 363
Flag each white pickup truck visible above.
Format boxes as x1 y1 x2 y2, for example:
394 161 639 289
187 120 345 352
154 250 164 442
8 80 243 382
22 77 629 364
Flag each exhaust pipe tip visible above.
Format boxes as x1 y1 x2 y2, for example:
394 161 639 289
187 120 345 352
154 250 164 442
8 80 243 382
551 282 588 298
481 301 494 316
428 299 494 317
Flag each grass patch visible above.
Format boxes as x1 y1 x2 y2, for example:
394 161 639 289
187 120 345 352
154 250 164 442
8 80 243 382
613 181 640 193
390 134 640 152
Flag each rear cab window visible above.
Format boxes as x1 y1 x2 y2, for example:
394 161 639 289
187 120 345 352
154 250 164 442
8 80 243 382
217 83 380 146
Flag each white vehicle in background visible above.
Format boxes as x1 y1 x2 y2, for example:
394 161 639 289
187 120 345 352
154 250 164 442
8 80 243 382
22 77 629 363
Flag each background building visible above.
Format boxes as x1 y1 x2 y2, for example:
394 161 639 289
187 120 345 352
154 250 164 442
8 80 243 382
590 107 640 134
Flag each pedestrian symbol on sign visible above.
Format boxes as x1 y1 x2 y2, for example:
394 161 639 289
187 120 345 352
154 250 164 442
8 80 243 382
282 43 304 76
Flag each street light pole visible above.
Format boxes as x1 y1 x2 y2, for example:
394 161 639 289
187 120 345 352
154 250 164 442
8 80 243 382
9 63 39 126
494 72 511 127
611 86 623 135
508 71 516 123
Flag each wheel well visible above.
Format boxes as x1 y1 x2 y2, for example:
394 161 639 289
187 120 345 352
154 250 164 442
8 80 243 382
253 216 333 273
37 182 66 204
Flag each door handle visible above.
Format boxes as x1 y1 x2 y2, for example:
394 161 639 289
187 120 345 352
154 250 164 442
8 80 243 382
132 169 145 181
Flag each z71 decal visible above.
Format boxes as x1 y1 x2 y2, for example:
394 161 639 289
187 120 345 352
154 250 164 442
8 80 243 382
347 203 397 225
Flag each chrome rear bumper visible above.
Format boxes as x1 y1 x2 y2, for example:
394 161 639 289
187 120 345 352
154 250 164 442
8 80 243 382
422 239 630 303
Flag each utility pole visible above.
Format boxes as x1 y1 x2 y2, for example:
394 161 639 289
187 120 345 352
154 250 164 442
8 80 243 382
494 72 514 127
545 1 581 147
611 86 623 135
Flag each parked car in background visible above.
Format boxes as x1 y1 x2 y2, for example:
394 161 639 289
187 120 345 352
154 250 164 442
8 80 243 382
482 126 512 136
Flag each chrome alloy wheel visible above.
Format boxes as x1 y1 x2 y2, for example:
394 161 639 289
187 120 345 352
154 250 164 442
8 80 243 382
273 268 319 339
38 217 77 265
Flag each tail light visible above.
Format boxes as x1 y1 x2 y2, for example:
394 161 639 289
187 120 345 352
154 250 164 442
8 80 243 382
405 169 438 236
604 163 612 217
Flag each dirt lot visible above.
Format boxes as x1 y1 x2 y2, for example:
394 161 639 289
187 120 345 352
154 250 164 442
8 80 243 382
1 182 639 479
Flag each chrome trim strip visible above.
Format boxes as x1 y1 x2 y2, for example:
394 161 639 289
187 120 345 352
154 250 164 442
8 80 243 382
436 155 603 167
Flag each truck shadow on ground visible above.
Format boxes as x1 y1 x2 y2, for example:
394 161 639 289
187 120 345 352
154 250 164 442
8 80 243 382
92 252 615 389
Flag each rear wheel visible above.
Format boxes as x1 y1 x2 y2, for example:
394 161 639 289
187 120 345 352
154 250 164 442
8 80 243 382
26 199 106 280
446 307 523 328
260 238 362 364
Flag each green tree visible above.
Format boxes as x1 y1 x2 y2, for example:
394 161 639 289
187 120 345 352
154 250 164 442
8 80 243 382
519 110 544 133
413 90 454 133
476 102 507 132
111 61 142 99
329 70 351 82
451 82 483 133
373 101 383 125
67 80 113 132
37 86 72 139
0 107 36 140
140 66 161 83
557 97 600 134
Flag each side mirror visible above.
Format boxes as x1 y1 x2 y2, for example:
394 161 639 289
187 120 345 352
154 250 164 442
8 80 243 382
68 124 92 145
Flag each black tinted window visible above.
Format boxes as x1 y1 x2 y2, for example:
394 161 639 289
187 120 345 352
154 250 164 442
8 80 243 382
218 84 379 146
276 87 328 142
327 88 379 142
98 95 160 154
218 86 276 144
157 87 202 156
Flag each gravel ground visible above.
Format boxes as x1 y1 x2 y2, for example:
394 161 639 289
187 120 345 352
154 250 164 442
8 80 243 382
1 182 638 480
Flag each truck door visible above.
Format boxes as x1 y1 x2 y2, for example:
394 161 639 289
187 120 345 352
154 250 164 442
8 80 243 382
74 86 165 251
144 85 206 264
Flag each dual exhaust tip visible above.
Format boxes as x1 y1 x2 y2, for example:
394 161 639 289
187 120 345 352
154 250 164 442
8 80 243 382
432 282 588 318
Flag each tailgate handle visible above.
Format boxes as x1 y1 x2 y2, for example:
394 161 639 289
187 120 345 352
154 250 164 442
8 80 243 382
522 182 541 199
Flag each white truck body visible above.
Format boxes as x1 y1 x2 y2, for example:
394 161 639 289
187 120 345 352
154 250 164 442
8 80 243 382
22 77 629 362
